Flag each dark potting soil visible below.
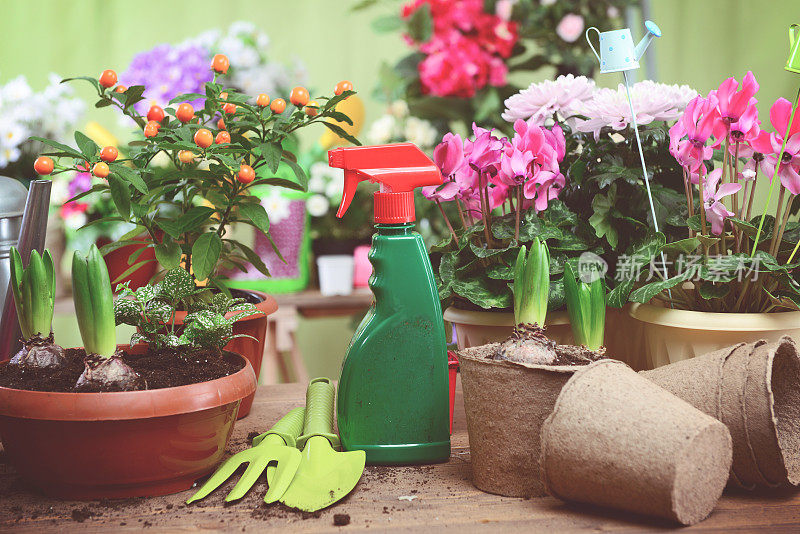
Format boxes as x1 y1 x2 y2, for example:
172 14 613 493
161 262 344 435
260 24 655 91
0 347 243 393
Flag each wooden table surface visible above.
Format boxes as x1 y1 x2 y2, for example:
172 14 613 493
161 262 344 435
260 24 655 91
2 381 800 533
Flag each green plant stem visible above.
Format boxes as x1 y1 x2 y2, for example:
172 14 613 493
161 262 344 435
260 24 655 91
754 86 800 257
774 194 795 258
436 200 459 246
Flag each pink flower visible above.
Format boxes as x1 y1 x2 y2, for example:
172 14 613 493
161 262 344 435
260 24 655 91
714 72 759 136
672 95 721 170
702 168 741 235
433 133 465 177
751 97 800 195
468 123 504 172
555 13 584 43
497 145 535 186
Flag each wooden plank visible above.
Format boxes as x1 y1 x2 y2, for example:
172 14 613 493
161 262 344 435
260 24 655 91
1 382 799 533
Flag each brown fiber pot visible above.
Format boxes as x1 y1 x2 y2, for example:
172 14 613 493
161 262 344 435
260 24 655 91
170 289 277 418
458 343 583 497
0 346 256 500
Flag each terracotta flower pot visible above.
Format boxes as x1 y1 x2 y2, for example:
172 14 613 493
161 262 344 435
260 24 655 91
0 347 256 500
169 289 277 418
628 303 800 369
445 306 641 368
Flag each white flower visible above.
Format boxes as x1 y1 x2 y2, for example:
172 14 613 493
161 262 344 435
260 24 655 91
571 81 699 140
63 210 88 230
502 74 596 124
367 115 398 144
261 192 291 224
404 117 437 149
2 76 33 102
229 21 257 36
0 146 21 168
541 0 556 5
307 194 330 217
556 13 584 43
0 119 28 150
324 170 344 200
389 100 409 118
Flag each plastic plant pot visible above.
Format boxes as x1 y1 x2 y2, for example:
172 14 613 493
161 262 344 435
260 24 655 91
317 255 355 296
0 347 256 500
448 351 458 434
168 289 277 418
96 235 157 292
353 245 372 288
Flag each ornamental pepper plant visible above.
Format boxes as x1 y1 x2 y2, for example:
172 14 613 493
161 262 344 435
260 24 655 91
34 54 359 290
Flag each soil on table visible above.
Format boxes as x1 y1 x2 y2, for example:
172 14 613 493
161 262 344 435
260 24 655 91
0 347 243 393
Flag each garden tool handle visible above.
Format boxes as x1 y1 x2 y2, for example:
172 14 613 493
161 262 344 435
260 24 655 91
585 27 601 63
296 377 340 449
252 407 306 447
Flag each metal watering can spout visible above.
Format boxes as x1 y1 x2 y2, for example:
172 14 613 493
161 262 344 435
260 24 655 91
634 20 662 61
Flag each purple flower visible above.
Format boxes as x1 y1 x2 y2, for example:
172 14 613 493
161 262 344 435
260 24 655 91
67 172 92 197
120 43 212 115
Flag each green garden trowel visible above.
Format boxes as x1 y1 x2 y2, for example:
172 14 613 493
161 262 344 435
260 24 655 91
280 377 366 512
187 407 304 504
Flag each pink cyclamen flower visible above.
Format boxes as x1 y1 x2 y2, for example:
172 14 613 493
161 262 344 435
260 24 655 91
433 132 465 177
672 95 721 171
497 144 535 186
555 13 584 43
468 123 504 172
750 97 800 195
703 168 741 235
714 71 759 136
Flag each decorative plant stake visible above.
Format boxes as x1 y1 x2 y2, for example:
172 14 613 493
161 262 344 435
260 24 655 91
585 21 670 284
7 247 66 369
72 244 144 391
563 263 606 351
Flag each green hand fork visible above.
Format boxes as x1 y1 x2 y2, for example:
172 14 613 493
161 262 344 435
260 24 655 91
280 377 366 512
187 407 304 504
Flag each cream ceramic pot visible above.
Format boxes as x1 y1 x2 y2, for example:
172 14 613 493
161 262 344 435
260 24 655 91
628 303 800 369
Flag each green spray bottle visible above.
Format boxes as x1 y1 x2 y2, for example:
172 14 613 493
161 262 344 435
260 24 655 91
329 143 450 465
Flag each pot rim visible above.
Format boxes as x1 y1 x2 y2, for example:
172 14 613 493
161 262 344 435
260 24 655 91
629 302 800 331
0 348 257 421
458 343 589 373
170 289 278 324
443 305 569 327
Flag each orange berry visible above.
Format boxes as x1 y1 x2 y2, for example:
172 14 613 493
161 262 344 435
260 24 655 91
237 164 255 184
33 156 54 175
176 103 195 123
290 86 309 107
144 120 160 138
215 131 231 144
211 54 230 74
256 93 270 107
114 85 127 93
147 105 165 123
217 117 226 130
334 80 353 96
100 146 118 162
92 161 110 178
194 128 213 148
178 150 194 164
219 92 228 101
305 100 320 117
270 98 286 114
223 102 237 114
99 69 118 88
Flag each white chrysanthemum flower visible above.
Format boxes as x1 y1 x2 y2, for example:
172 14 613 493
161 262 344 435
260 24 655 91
307 194 330 217
0 146 20 168
2 76 33 102
0 119 29 150
367 115 398 145
571 81 699 140
261 192 291 224
404 117 437 149
229 21 257 36
324 170 344 200
502 74 596 124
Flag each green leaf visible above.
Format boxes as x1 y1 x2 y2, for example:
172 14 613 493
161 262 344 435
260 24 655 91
191 232 222 281
325 111 354 126
29 136 83 159
629 271 691 303
451 277 511 309
107 175 131 221
372 14 403 33
589 187 618 248
155 239 182 270
122 85 146 110
238 202 270 235
232 241 270 277
258 141 282 174
74 131 98 158
320 121 362 147
661 237 701 257
283 158 309 191
698 281 730 300
160 268 196 300
406 2 432 41
177 206 215 234
110 164 148 194
156 219 183 240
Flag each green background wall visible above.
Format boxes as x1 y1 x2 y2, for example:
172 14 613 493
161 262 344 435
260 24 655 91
3 0 799 379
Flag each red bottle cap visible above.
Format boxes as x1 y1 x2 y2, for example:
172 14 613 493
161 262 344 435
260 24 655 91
328 143 442 224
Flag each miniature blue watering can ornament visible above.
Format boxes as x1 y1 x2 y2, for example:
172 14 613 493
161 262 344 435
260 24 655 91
787 24 800 74
586 20 661 73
